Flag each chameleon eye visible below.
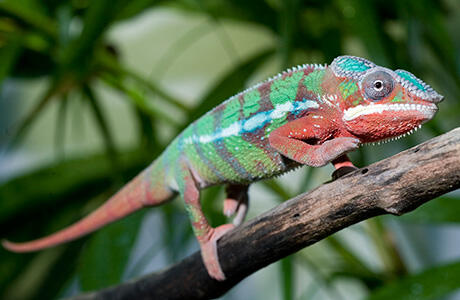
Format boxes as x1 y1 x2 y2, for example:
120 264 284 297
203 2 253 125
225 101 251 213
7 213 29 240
363 70 394 101
374 80 383 91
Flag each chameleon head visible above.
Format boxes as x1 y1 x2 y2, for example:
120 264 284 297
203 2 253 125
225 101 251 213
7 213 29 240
331 56 443 142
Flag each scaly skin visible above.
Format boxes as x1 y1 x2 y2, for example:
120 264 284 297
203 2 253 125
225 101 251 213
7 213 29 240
2 56 443 281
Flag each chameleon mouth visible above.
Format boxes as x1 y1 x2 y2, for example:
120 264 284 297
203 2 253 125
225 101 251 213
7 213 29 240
343 103 438 122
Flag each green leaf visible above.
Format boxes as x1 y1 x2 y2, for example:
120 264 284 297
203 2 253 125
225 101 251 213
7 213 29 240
160 202 193 263
280 256 294 300
134 107 159 152
170 0 278 32
297 252 349 300
78 210 145 291
365 218 407 277
151 22 214 84
115 0 165 21
368 260 460 300
6 81 55 149
100 72 182 127
0 36 22 86
29 241 86 300
59 0 128 72
401 197 460 224
0 148 149 225
10 48 55 78
54 95 68 158
0 200 89 298
263 179 293 200
83 84 120 176
0 1 57 37
98 52 189 113
201 185 225 228
0 251 35 295
297 167 314 194
326 236 378 281
122 69 190 113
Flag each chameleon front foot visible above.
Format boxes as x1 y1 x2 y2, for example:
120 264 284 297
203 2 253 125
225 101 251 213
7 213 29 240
331 154 358 180
331 166 358 180
200 224 234 281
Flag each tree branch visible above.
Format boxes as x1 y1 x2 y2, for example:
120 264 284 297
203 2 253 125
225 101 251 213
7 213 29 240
70 127 460 300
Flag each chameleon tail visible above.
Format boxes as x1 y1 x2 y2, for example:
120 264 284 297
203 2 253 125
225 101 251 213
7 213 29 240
2 163 174 253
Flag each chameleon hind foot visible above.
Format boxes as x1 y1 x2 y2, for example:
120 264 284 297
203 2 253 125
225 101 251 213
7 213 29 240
223 185 249 226
223 198 239 217
200 223 234 281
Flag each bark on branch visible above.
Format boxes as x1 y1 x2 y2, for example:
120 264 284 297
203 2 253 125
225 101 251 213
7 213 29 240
71 127 460 300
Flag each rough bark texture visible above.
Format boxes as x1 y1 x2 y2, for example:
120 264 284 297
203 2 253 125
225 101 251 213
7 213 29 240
71 127 460 300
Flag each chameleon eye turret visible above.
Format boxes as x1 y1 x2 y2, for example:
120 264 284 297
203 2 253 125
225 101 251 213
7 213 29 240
362 70 394 101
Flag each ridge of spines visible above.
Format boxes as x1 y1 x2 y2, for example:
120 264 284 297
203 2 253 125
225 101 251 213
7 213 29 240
394 69 443 102
221 63 327 107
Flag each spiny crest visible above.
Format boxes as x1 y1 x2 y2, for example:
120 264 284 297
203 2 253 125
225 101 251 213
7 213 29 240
266 63 326 83
394 69 443 102
220 63 326 107
281 63 326 75
331 55 376 80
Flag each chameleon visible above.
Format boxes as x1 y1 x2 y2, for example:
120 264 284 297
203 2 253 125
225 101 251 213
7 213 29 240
2 56 443 281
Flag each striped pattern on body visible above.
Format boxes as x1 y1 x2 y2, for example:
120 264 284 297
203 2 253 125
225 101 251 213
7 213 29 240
161 65 326 188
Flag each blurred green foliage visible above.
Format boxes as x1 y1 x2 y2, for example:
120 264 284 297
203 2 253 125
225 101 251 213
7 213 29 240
0 0 459 299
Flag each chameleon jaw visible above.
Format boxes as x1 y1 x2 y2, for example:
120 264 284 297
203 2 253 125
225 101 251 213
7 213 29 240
363 124 422 146
342 103 438 122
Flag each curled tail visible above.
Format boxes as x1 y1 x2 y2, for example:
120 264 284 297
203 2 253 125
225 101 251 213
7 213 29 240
2 162 174 252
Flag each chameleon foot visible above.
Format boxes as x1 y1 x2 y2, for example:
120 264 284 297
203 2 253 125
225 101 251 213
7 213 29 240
200 224 234 281
331 166 358 180
331 154 358 180
223 198 248 226
223 198 239 217
223 185 249 219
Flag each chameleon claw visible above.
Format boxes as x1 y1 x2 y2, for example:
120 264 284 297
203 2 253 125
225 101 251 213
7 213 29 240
200 224 234 281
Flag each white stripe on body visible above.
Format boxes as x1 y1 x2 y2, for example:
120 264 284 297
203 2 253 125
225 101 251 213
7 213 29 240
183 99 319 145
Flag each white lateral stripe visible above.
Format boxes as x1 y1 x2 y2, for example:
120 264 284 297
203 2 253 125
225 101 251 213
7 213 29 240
269 102 293 119
184 99 319 144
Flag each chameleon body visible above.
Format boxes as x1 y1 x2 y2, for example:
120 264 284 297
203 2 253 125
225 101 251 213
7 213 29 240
3 56 443 280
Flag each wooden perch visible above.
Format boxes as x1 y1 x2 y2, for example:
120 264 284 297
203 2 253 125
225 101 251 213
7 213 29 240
70 127 460 300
